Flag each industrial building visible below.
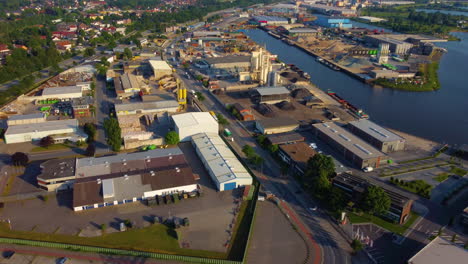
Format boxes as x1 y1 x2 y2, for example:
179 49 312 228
204 56 251 70
172 112 219 142
312 122 387 169
4 119 86 144
251 86 290 104
251 16 289 26
114 73 147 99
278 142 316 175
232 103 255 121
364 35 413 55
255 117 298 135
314 17 352 28
333 173 413 224
408 236 468 264
149 60 173 80
192 133 252 191
192 31 222 38
42 86 83 99
266 132 304 145
287 28 319 37
71 96 94 118
348 119 405 153
7 113 46 126
114 100 179 116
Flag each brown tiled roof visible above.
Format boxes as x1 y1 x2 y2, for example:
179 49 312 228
73 181 103 208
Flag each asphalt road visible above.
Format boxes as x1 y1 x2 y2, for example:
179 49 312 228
94 77 113 154
176 66 353 264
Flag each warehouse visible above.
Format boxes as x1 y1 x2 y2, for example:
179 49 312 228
364 35 413 55
255 117 298 135
251 15 289 26
172 112 219 142
287 28 319 37
7 113 46 126
115 100 179 116
408 236 467 264
232 103 255 121
4 119 86 144
71 96 93 118
149 60 173 80
251 86 290 104
192 31 222 38
266 132 304 145
192 133 252 191
348 119 405 153
36 148 198 211
204 56 251 70
278 142 316 175
42 86 83 99
332 173 413 224
312 122 387 169
114 73 145 99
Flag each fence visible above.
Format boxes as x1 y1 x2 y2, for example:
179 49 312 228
0 237 240 264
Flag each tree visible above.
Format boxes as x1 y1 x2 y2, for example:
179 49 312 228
195 91 205 101
103 118 122 151
165 131 180 145
305 154 336 180
123 48 132 60
351 239 363 254
40 136 54 148
84 47 95 57
268 144 279 154
84 123 96 142
85 144 96 157
326 187 347 212
361 186 391 216
11 152 29 167
242 145 255 158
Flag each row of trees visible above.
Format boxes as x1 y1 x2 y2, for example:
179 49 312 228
242 145 264 166
103 118 122 152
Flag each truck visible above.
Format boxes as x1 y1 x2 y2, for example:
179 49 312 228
223 128 232 137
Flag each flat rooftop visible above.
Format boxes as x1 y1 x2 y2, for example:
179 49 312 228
42 86 82 96
408 236 468 264
313 122 385 160
5 119 78 135
8 113 45 122
348 119 405 143
172 112 218 129
114 100 179 112
254 86 290 96
149 60 172 71
205 55 251 65
257 117 298 129
37 158 76 181
279 142 316 170
267 132 304 145
253 15 289 22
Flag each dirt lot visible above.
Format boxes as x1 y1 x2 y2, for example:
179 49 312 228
0 143 240 253
246 201 308 264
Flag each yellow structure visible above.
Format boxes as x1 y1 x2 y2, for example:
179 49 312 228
177 79 187 105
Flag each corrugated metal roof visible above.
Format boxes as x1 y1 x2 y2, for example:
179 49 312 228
5 119 78 135
349 119 404 143
115 100 179 112
254 86 290 96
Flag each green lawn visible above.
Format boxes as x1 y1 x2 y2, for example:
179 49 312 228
0 222 225 259
433 173 450 183
347 211 419 235
450 166 467 176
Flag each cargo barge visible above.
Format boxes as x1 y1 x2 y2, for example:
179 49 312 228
327 91 369 119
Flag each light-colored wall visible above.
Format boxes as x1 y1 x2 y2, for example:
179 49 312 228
143 184 198 198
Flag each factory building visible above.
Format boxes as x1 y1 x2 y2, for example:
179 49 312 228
255 117 298 135
314 17 352 28
71 96 93 118
172 112 219 142
333 173 413 224
204 56 251 70
278 142 316 175
149 60 173 80
408 236 468 264
4 119 86 144
312 122 387 169
232 103 255 121
42 86 83 100
7 113 46 126
114 100 179 117
192 31 222 38
114 73 147 99
348 119 405 153
251 48 274 85
251 16 290 26
192 133 252 191
266 132 304 145
251 86 290 104
287 28 320 37
364 35 413 55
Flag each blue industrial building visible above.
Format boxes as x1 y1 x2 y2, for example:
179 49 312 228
314 17 352 28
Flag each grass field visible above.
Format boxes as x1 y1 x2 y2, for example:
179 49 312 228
450 166 467 176
433 173 450 183
347 211 419 235
0 222 226 259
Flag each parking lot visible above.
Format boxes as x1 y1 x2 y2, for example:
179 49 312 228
0 143 241 253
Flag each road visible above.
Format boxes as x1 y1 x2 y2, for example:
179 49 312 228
176 67 353 264
93 77 114 154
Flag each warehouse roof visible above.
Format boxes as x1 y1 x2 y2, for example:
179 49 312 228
256 117 297 129
192 133 252 184
288 28 318 33
253 15 289 22
172 112 218 130
115 100 179 113
8 113 46 122
205 55 251 65
42 86 82 96
149 60 172 71
279 142 316 171
37 158 76 181
119 73 140 89
349 119 404 143
267 132 304 145
254 86 290 96
313 122 385 160
5 119 78 135
408 236 468 264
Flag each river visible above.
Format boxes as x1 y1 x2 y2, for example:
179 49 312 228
244 29 468 145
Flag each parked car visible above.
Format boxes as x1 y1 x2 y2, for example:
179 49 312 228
363 167 374 173
58 257 69 264
2 251 15 259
